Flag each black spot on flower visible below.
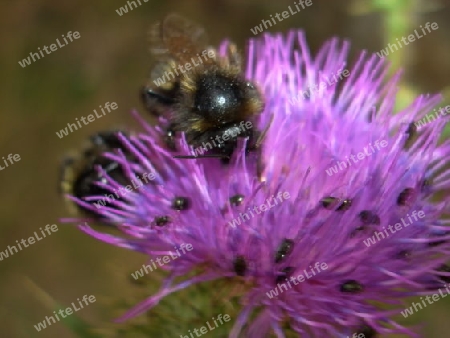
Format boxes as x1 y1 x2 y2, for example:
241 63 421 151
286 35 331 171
354 324 377 337
397 188 415 206
336 199 352 211
233 255 247 276
154 216 170 226
395 250 411 259
404 122 418 149
321 196 338 209
436 264 450 283
340 280 363 293
358 210 380 225
350 226 367 238
229 194 244 206
276 267 294 284
172 197 190 210
321 196 352 211
275 239 294 263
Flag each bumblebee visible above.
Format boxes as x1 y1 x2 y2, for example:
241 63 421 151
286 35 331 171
59 131 134 221
140 14 266 160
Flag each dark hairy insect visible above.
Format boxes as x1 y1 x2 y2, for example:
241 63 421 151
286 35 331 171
141 13 266 160
275 239 294 263
233 255 247 276
59 131 133 221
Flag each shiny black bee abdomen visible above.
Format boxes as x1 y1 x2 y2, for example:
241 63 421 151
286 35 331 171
194 74 243 124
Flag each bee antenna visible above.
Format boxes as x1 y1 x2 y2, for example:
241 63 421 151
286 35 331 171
255 114 274 148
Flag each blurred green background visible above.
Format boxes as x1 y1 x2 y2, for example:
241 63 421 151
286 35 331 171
1 0 449 337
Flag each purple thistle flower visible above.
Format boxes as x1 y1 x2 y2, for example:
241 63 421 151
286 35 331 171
65 31 450 337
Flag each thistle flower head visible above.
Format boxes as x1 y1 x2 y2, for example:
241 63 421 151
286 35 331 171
65 31 450 337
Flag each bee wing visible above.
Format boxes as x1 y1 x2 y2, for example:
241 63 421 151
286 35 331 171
148 13 209 64
149 60 173 81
